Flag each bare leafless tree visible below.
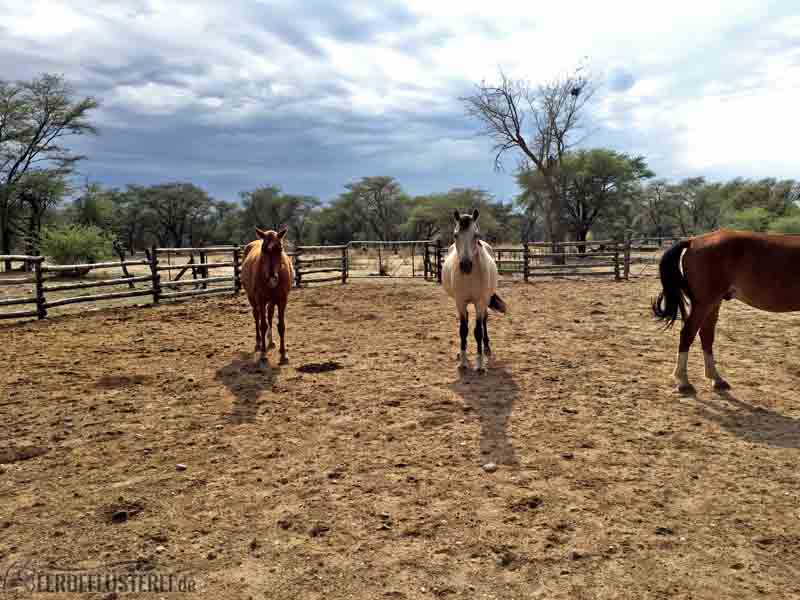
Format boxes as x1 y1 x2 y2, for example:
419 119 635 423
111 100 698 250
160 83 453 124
462 67 595 250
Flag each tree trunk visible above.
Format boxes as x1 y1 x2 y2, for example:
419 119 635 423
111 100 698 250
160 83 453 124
576 229 588 254
1 189 13 271
544 176 566 265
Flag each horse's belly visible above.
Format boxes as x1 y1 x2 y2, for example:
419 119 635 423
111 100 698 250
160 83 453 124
732 282 800 312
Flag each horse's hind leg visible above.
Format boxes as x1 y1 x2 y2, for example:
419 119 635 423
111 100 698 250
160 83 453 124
699 303 730 391
267 302 276 350
674 302 715 395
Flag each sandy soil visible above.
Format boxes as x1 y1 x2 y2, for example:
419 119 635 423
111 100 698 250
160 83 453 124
2 277 800 599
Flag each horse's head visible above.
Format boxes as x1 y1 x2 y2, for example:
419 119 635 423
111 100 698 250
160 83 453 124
256 226 288 289
453 209 480 274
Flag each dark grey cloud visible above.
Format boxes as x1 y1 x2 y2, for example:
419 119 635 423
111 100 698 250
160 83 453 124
2 0 799 205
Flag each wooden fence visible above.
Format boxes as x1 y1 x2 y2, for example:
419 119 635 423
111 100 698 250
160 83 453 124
1 237 660 321
0 246 243 321
292 245 347 287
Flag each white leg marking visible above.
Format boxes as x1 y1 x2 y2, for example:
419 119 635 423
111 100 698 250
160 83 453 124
458 351 470 370
673 351 692 391
476 353 487 372
704 351 730 390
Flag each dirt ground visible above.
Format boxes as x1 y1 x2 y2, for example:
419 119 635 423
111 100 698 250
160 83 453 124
2 277 800 599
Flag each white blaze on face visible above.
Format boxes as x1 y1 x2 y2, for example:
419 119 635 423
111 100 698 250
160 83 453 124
453 210 480 270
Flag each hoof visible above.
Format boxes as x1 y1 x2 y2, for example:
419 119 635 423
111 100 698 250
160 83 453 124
713 379 731 392
676 383 696 396
267 341 276 351
279 354 289 365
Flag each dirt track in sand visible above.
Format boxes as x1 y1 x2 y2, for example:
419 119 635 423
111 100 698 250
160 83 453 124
2 277 800 599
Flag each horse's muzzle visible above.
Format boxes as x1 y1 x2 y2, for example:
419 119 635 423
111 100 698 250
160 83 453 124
459 258 473 274
268 276 279 289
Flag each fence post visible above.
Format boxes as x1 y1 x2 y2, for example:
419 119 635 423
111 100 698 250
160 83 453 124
149 245 161 304
199 250 208 290
623 238 631 280
34 257 46 320
232 246 241 294
614 244 621 281
435 240 443 284
294 248 302 288
523 242 530 283
423 244 429 279
341 246 348 284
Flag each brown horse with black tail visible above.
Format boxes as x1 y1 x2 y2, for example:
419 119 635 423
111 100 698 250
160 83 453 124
241 226 294 366
653 229 800 394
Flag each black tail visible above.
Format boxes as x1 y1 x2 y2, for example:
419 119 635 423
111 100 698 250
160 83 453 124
651 240 692 328
489 293 507 314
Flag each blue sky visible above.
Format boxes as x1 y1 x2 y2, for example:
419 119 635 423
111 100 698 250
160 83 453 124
1 0 798 202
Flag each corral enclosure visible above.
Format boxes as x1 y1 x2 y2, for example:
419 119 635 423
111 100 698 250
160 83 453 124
3 274 800 599
0 238 671 321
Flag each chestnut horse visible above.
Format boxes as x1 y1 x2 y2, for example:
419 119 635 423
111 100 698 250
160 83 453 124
653 229 800 393
241 227 294 365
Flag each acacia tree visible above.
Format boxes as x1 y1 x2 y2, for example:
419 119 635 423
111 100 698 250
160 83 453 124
462 67 594 259
342 176 409 242
404 188 498 242
0 74 98 267
671 177 722 236
142 183 212 247
560 149 652 249
14 170 69 260
240 186 320 244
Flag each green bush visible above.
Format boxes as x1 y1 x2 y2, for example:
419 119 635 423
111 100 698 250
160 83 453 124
723 207 771 232
768 215 800 234
41 224 114 265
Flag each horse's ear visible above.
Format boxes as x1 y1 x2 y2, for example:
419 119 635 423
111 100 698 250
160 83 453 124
453 210 460 223
277 226 288 239
255 228 268 240
472 209 480 222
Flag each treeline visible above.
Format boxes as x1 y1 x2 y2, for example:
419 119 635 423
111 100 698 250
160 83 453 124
44 177 531 251
49 169 800 256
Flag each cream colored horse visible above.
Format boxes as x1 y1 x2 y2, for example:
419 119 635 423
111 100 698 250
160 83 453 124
442 209 507 372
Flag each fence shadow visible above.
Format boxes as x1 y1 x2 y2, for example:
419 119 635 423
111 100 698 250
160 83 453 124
449 362 519 465
214 353 280 425
694 391 800 449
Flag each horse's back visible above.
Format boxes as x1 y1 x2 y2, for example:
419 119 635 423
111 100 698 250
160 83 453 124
686 229 800 311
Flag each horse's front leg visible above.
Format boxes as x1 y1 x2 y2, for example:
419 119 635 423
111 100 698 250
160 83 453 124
474 304 487 373
699 303 730 391
457 304 469 370
259 302 268 363
267 302 276 351
277 299 289 365
252 304 262 353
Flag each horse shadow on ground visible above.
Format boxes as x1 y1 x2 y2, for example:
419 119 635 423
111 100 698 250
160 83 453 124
449 362 519 465
214 352 280 425
694 391 800 449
